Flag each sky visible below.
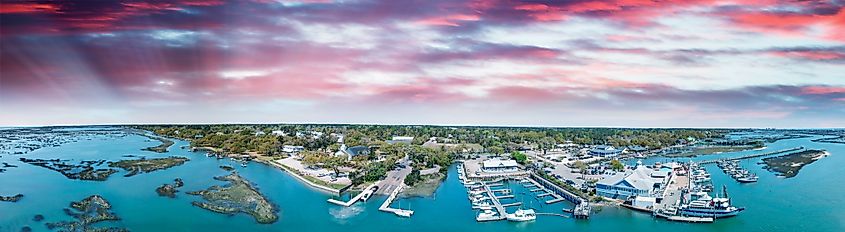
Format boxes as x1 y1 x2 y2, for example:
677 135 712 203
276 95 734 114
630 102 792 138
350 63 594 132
0 0 844 128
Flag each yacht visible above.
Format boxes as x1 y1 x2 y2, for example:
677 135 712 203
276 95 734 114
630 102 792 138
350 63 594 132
476 210 498 221
679 187 744 218
506 209 537 222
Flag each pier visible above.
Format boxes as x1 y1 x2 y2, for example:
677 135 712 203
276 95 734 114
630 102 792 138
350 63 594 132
699 147 804 164
379 184 414 217
477 183 507 222
327 183 377 207
528 173 584 204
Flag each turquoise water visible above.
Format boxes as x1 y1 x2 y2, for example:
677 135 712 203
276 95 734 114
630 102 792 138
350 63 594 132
1 129 843 232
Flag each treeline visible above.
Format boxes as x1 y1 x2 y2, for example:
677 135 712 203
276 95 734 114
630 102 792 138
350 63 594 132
135 124 730 156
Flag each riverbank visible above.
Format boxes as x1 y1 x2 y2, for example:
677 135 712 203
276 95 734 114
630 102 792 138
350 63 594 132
401 173 445 198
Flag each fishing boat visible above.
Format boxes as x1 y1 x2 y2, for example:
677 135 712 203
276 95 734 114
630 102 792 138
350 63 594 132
506 209 536 222
679 186 744 218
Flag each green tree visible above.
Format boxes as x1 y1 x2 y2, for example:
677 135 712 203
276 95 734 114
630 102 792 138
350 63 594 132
511 151 528 164
610 159 625 171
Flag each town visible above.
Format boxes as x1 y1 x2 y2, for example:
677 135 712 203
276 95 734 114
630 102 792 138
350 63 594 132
135 125 827 223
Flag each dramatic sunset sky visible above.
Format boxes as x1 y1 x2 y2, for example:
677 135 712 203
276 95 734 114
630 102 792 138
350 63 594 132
1 0 843 127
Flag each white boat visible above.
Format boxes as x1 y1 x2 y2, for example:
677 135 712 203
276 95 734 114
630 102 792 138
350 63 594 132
476 210 498 221
736 174 758 183
506 209 536 222
680 187 744 218
361 191 373 202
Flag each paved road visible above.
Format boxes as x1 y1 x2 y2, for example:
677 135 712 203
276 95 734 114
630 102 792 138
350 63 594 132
525 151 604 186
376 157 412 195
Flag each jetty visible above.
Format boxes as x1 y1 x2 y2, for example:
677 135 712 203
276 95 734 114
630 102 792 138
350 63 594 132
379 184 414 217
700 147 804 164
327 183 378 207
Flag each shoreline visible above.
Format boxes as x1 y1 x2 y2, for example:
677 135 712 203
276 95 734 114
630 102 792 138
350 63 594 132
254 158 342 195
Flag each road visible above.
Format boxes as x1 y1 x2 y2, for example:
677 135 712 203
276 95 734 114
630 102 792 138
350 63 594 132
376 156 412 195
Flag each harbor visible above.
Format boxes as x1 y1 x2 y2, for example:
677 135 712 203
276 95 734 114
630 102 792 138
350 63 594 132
1 128 843 232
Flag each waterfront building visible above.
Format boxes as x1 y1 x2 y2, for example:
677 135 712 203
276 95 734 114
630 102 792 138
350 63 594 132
481 158 519 173
596 165 666 199
589 145 624 157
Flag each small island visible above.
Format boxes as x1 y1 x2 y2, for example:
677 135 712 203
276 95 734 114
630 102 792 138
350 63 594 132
219 165 235 172
1 194 24 202
187 172 278 224
156 178 185 198
109 156 189 177
45 195 128 232
141 135 175 153
19 158 118 181
762 149 829 178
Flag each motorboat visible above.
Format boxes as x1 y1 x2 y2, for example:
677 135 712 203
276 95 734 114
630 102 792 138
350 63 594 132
506 209 536 222
476 210 498 221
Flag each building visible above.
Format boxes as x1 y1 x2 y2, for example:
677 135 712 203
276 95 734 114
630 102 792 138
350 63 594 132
386 136 414 145
335 144 371 161
596 165 666 199
282 145 305 153
481 158 519 173
589 145 624 157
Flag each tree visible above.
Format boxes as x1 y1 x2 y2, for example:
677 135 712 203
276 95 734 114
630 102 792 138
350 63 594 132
610 159 625 171
488 146 504 155
573 160 587 179
511 151 528 164
404 169 422 186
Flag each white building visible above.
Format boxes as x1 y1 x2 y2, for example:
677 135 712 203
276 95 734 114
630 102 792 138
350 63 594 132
481 158 519 173
387 136 414 144
282 145 305 153
589 145 624 157
596 165 666 199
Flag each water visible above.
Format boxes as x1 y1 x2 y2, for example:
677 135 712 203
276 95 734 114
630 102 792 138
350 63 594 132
1 129 843 232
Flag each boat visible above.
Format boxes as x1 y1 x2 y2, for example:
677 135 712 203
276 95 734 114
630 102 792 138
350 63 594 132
679 186 744 218
476 209 499 222
736 174 758 183
506 209 536 222
361 191 373 202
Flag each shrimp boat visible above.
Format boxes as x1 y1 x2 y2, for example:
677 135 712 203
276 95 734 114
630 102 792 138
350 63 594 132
506 209 536 222
679 186 744 218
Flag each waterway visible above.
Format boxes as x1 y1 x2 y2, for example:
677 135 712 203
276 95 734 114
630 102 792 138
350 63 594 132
1 128 843 231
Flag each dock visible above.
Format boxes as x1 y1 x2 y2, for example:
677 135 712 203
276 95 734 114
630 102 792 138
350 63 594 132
379 184 414 217
501 202 522 207
496 195 515 199
327 183 377 207
475 183 507 222
700 147 804 164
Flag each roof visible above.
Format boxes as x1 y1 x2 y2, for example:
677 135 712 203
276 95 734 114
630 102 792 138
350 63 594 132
597 166 662 191
345 146 370 156
482 159 518 168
